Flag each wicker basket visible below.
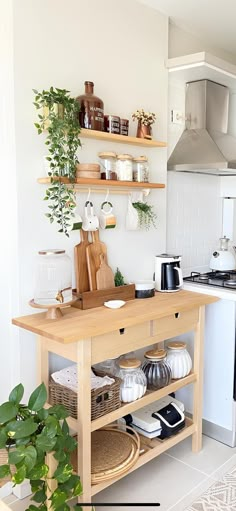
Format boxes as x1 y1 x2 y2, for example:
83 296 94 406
48 371 121 421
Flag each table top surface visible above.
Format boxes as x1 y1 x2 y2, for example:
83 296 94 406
12 290 218 344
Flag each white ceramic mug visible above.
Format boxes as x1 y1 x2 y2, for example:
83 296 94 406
82 201 99 231
99 201 116 229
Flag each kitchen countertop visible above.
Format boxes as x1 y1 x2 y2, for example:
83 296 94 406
184 282 236 301
12 289 218 344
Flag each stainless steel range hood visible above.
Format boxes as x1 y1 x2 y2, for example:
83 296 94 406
168 79 236 176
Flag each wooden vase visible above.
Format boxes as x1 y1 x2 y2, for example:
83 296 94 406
136 122 152 139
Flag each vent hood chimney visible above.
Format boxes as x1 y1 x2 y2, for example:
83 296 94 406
168 79 236 175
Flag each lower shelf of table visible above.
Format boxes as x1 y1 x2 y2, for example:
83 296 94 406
91 417 195 496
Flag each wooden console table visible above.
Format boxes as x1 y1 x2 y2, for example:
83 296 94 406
12 290 218 509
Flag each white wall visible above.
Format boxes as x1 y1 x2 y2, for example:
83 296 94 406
169 21 236 64
0 0 20 402
10 0 168 397
166 24 235 274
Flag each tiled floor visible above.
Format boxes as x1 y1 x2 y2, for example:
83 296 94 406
2 435 236 511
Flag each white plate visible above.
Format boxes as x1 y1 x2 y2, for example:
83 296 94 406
104 300 126 309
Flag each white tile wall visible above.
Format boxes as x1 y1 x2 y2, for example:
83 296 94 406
167 80 223 275
167 172 223 276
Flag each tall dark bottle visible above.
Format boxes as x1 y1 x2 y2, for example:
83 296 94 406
76 81 104 131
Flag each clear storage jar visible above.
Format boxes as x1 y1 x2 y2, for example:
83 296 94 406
116 358 147 402
93 357 119 376
166 342 192 379
132 156 149 182
34 249 72 305
116 154 133 181
142 349 171 390
98 152 117 180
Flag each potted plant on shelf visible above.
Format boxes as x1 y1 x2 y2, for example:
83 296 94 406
132 109 156 139
33 87 81 237
0 382 82 511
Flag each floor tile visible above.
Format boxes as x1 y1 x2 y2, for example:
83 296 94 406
165 435 236 476
211 454 236 482
168 477 215 511
92 453 205 511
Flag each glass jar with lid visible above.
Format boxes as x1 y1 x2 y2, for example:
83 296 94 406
166 342 192 379
116 358 147 402
142 349 171 390
93 357 119 376
116 154 133 181
132 156 149 182
34 249 72 306
98 152 117 180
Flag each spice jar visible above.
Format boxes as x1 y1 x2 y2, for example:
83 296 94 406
120 119 129 136
98 152 117 180
166 342 192 379
34 249 72 305
142 349 171 390
116 154 133 181
76 81 104 131
104 115 120 134
133 156 149 182
116 358 147 402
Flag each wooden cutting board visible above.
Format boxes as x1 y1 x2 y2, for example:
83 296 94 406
86 231 108 291
96 254 115 290
74 230 91 293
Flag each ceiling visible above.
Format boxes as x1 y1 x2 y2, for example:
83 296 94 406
138 0 236 58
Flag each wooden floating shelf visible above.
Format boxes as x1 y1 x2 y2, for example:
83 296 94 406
64 372 196 433
37 177 165 189
92 418 195 495
79 128 167 147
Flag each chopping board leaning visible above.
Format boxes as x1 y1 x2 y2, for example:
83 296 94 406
96 254 115 290
74 229 91 293
86 231 108 291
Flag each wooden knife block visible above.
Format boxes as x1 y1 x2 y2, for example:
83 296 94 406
72 284 135 310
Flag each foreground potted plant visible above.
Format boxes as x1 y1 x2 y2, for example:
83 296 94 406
0 383 82 510
132 109 156 139
33 87 81 237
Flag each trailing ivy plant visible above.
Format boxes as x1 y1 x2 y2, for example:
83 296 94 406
132 201 157 230
0 382 82 511
33 87 81 237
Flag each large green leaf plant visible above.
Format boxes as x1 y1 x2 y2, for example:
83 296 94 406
0 383 82 510
33 87 81 237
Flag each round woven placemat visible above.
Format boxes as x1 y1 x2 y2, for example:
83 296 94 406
92 429 133 473
91 426 140 483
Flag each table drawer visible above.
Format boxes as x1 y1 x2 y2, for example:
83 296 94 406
91 322 150 364
152 308 199 341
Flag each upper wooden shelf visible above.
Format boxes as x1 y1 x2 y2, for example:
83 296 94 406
167 51 236 90
37 177 165 189
80 128 167 147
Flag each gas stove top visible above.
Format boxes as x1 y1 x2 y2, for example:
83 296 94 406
184 271 236 290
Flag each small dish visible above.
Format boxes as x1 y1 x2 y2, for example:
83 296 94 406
104 300 126 309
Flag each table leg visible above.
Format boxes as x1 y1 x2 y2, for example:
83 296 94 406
76 338 92 510
37 335 49 392
192 306 205 452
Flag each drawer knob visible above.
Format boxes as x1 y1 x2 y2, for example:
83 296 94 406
119 328 125 335
175 312 180 319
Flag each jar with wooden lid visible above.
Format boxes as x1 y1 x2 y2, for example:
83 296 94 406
166 342 192 379
116 358 147 402
98 152 117 180
116 154 133 181
133 156 149 182
142 349 171 390
76 81 104 131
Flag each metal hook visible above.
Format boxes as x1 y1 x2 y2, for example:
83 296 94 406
105 189 110 203
86 188 91 202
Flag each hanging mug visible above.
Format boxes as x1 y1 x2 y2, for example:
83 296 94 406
82 201 99 231
99 201 116 229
